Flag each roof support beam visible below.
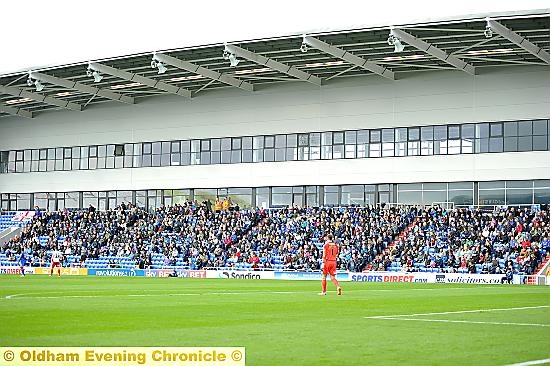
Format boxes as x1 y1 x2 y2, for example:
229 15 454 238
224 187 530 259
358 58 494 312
390 28 476 75
0 103 33 118
224 44 323 86
153 53 254 92
0 85 82 112
302 35 395 80
486 18 550 64
88 62 191 98
30 72 134 104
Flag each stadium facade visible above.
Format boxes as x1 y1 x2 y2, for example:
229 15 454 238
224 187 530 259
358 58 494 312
1 10 549 211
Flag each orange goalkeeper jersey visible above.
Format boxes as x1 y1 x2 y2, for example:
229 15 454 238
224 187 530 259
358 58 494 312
323 242 339 262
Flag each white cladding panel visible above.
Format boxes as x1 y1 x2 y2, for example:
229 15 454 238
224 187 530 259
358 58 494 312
0 66 549 193
1 152 549 193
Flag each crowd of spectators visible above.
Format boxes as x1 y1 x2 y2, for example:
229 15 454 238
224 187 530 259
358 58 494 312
1 203 549 274
373 206 550 274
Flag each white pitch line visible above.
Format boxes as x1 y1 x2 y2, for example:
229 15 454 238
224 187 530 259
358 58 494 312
506 358 550 366
365 305 549 319
370 317 550 327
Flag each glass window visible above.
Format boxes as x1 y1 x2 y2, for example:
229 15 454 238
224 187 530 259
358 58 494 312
533 120 547 136
275 135 286 148
333 132 344 145
395 128 407 142
382 129 394 142
255 187 270 208
345 144 356 159
504 137 518 152
408 127 420 141
332 145 344 159
518 120 532 136
151 142 161 155
507 189 533 205
345 130 357 144
479 181 505 189
200 152 211 164
507 181 532 189
242 136 253 149
274 148 285 161
533 135 547 151
357 130 369 144
321 132 332 145
408 141 420 156
478 189 505 205
475 138 489 153
298 134 309 147
211 139 221 151
369 143 381 157
39 149 47 160
242 149 253 163
253 149 263 163
231 150 242 163
324 186 339 206
448 182 473 190
475 123 489 138
534 188 550 204
370 130 381 143
265 136 275 148
382 143 394 157
421 126 433 141
489 137 503 153
398 191 422 205
201 140 210 151
142 143 152 155
461 124 475 139
264 148 275 162
232 137 242 150
191 140 200 153
310 133 321 146
106 145 115 156
448 125 460 139
221 138 231 150
341 185 364 206
448 190 473 205
504 122 518 137
97 145 106 158
433 126 447 140
490 123 503 137
181 141 190 153
253 136 264 149
210 151 221 164
518 136 532 151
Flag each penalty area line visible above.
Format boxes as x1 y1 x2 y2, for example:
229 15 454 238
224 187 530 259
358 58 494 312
367 317 550 327
365 305 549 318
506 359 550 366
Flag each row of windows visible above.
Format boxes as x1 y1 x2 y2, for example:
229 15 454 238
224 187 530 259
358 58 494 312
2 180 549 212
1 119 549 174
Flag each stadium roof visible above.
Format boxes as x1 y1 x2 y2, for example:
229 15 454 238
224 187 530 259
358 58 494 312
1 9 548 119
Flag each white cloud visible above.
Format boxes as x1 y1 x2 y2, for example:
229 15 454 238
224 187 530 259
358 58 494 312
0 0 548 75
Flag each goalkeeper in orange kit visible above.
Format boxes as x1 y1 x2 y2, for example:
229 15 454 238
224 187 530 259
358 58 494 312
319 234 342 296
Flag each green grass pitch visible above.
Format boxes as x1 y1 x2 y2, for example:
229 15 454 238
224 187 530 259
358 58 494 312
1 276 549 365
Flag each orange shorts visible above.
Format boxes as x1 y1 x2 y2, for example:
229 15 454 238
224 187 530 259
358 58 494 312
323 261 337 277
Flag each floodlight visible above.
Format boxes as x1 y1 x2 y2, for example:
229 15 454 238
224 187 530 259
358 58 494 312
26 77 44 92
223 50 240 67
387 34 405 53
484 25 493 38
87 67 103 83
151 59 167 74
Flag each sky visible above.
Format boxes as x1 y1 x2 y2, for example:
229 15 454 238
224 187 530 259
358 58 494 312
0 0 549 75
